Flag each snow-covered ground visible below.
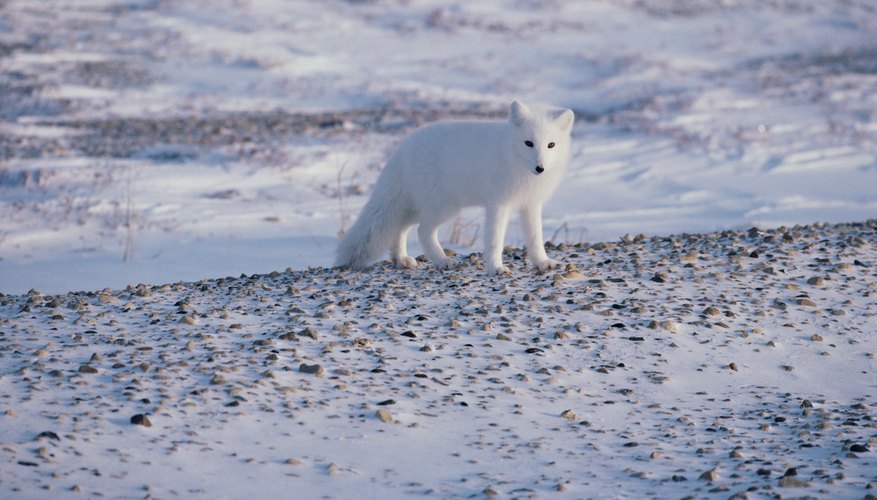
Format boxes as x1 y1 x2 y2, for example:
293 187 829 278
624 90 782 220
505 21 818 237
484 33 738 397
1 0 875 294
2 222 875 497
1 3 877 496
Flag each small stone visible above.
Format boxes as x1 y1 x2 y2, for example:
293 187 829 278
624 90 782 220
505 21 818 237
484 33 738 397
179 315 198 325
650 451 662 459
299 363 325 376
36 431 61 441
284 458 303 465
850 444 870 453
483 486 499 497
495 333 511 341
796 298 817 307
78 365 98 374
781 365 794 372
659 320 678 333
728 362 738 372
810 334 823 342
298 327 319 340
130 414 152 427
800 399 814 408
699 469 717 481
807 276 825 286
375 409 392 423
560 409 577 420
779 476 810 488
703 306 720 316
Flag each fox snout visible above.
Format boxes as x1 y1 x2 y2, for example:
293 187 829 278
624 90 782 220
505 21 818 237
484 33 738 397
534 165 544 175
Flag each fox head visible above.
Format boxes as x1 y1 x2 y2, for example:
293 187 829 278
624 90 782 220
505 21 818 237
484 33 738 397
509 100 574 176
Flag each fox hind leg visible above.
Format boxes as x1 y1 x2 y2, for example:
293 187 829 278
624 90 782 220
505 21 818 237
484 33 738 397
417 218 456 269
392 224 417 268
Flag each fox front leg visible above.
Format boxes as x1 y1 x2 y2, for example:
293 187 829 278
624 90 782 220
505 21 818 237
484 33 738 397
484 205 511 275
520 203 560 272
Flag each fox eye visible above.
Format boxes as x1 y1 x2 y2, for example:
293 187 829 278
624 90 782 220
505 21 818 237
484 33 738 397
524 140 534 148
547 142 556 149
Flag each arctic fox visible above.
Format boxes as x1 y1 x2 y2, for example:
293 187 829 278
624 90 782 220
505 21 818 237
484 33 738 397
335 101 574 274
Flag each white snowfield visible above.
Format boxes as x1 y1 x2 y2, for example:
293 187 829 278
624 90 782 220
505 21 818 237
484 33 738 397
0 1 876 497
1 0 876 294
1 222 875 497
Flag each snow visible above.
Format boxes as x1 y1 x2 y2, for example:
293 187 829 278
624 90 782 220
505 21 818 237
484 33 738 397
0 0 876 496
2 0 876 295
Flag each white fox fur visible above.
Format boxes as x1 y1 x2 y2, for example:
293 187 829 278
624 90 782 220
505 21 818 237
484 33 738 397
335 100 574 274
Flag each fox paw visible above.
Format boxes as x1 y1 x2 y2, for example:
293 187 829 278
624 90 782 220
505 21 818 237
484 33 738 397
394 256 418 269
486 264 511 276
433 257 458 270
533 258 561 272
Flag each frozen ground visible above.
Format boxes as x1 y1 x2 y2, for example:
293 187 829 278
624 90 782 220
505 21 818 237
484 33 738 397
0 3 876 497
1 221 875 498
0 0 876 294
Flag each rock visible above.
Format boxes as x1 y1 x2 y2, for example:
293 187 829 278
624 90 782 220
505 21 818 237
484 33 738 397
179 315 198 325
807 276 825 286
298 327 319 340
850 444 870 453
728 362 738 371
699 468 717 481
810 334 823 342
130 414 152 427
560 409 576 420
703 306 720 316
796 298 817 307
659 320 678 333
375 409 393 423
36 431 60 441
299 363 325 376
779 476 810 488
78 364 98 374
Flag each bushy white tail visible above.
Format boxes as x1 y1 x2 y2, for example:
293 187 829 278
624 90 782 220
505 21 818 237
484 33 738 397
334 169 409 270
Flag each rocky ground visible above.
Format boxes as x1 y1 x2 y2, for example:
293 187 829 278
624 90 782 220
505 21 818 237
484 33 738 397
1 221 875 498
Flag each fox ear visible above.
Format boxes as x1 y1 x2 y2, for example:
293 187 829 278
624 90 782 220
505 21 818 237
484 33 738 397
551 108 575 130
510 101 531 126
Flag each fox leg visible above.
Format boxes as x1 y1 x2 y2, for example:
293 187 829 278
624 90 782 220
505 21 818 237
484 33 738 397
417 218 455 269
391 224 417 268
484 205 511 275
520 203 560 272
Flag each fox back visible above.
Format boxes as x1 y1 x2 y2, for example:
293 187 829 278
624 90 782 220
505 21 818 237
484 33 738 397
388 102 574 212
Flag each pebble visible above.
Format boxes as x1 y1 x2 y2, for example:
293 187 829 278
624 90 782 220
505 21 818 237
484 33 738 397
560 409 576 420
659 320 678 333
130 414 152 427
375 409 393 423
778 476 810 488
699 468 717 481
299 363 325 376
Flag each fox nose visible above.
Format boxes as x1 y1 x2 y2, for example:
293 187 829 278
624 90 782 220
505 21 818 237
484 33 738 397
535 165 544 174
